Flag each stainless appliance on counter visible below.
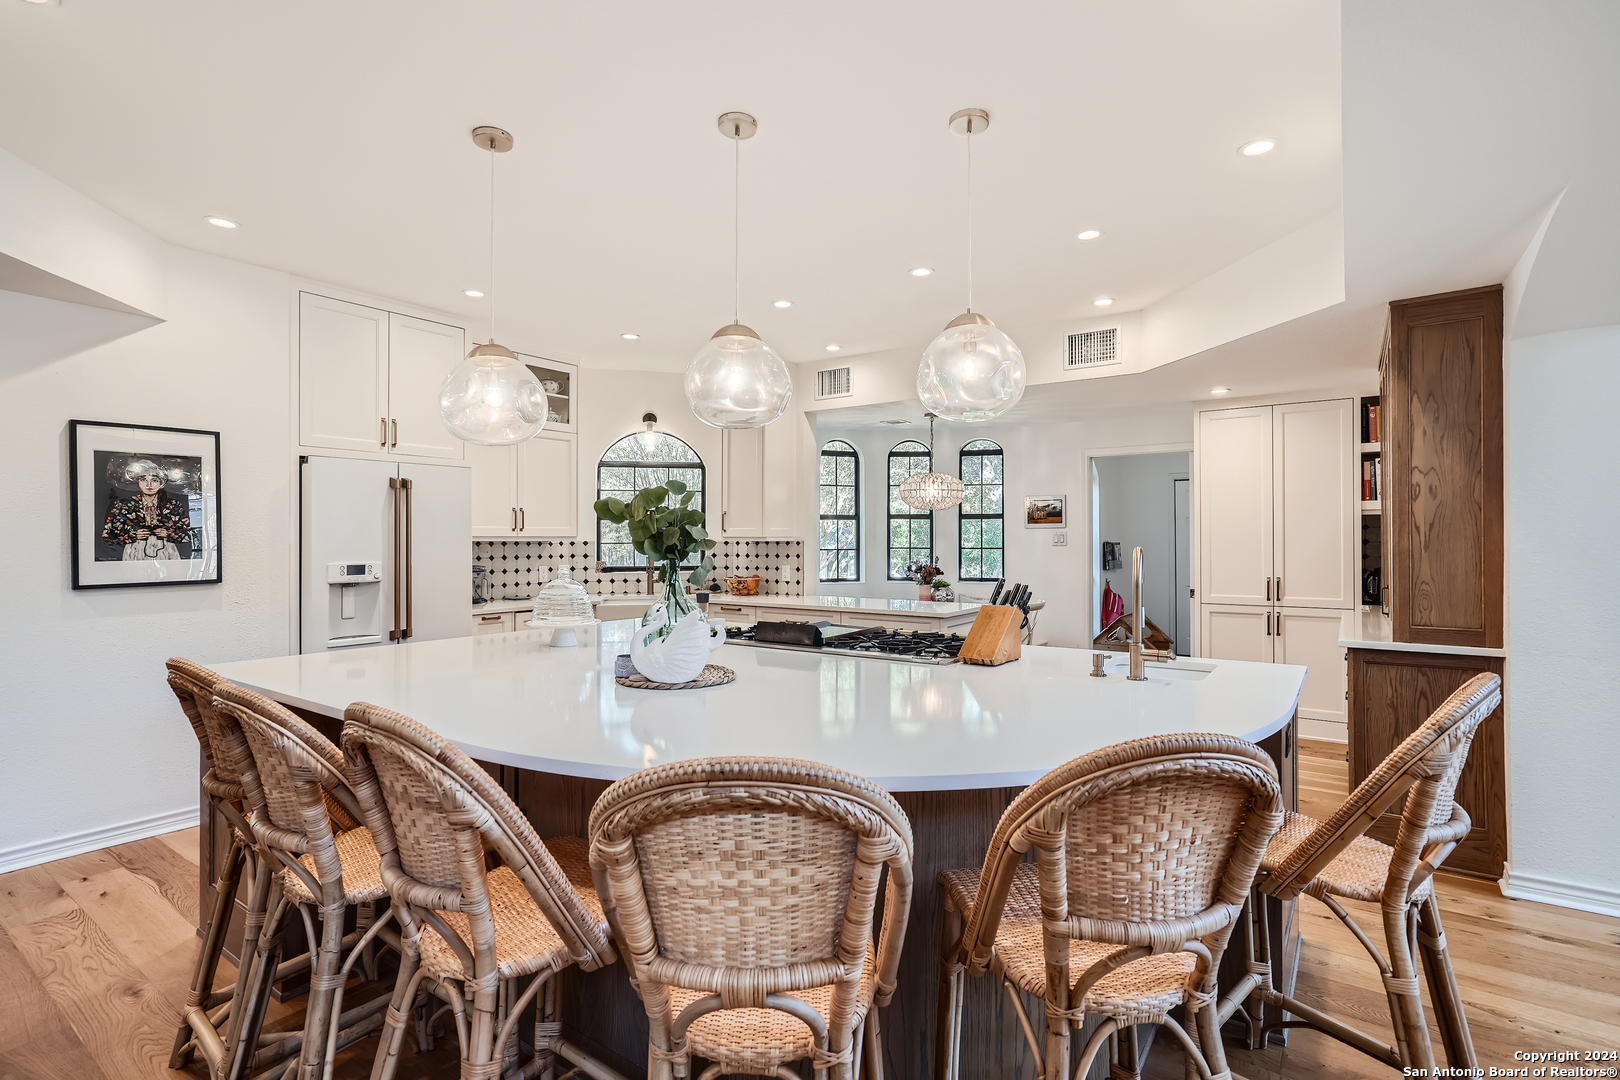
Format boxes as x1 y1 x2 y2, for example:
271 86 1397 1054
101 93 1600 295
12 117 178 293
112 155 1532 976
300 456 471 653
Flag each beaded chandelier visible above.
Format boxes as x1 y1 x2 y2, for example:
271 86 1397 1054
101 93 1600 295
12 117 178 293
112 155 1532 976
898 415 966 510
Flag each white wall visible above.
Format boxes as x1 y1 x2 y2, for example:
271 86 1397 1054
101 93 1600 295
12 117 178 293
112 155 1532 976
1503 324 1620 916
1093 452 1190 649
0 245 293 871
814 404 1193 648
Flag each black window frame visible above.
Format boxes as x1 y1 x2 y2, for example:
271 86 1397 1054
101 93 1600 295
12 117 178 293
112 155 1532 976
958 439 1005 581
595 433 706 573
887 439 934 580
818 440 861 582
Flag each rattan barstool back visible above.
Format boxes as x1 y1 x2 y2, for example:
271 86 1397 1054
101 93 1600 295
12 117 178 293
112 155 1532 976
587 756 916 1080
936 733 1285 1080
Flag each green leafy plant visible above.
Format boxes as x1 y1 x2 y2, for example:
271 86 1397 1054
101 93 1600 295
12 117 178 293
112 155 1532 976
593 480 717 586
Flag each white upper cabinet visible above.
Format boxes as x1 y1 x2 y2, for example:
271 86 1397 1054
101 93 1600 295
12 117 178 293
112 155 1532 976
387 314 464 460
1273 399 1355 608
1197 398 1354 612
299 294 388 453
470 432 578 538
1197 406 1274 605
721 420 796 538
467 441 520 533
297 292 465 461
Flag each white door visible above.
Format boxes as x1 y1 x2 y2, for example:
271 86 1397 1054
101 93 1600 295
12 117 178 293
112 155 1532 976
467 443 519 536
1275 609 1349 727
1199 604 1273 664
299 294 388 453
516 432 578 537
1198 407 1273 606
1173 478 1191 655
721 426 765 537
397 462 472 643
388 314 465 461
1274 399 1355 609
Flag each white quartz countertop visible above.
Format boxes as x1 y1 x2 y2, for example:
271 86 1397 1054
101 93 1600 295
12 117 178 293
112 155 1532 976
473 595 638 616
1337 610 1507 658
707 593 985 616
210 622 1305 792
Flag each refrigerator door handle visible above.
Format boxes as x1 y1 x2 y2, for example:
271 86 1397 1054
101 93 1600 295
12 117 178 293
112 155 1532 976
402 477 415 639
388 477 403 641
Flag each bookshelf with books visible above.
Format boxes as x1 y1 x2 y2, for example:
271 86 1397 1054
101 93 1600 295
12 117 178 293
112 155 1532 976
1358 395 1383 608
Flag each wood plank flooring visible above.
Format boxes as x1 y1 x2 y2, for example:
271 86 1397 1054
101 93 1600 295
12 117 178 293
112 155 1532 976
1 744 1615 1079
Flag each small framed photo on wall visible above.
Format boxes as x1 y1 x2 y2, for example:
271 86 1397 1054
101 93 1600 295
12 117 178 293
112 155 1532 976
69 420 222 589
1024 495 1066 528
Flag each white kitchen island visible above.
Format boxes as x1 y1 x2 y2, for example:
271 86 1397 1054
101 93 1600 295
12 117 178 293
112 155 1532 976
209 622 1305 1078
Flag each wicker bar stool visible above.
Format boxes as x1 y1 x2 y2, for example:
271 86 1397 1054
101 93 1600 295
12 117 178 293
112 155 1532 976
1243 672 1502 1074
587 756 915 1080
167 657 286 1077
340 701 628 1080
934 734 1285 1080
212 683 403 1080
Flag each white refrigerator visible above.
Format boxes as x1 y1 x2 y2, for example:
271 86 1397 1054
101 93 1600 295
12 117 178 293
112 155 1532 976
300 455 470 654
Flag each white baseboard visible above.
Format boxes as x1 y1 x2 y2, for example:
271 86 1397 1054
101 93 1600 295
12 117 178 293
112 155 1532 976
1298 717 1348 743
0 806 200 875
1502 867 1620 919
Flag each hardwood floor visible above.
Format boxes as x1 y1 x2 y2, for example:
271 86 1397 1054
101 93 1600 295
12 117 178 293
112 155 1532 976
1 742 1615 1079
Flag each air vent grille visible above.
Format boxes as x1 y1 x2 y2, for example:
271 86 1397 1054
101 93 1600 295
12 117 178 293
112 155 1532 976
816 366 852 399
1065 327 1119 369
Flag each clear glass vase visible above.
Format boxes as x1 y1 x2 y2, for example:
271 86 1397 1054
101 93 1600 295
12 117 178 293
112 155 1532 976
643 559 697 638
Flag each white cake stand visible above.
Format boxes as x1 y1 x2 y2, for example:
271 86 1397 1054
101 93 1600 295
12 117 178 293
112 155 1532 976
525 617 600 648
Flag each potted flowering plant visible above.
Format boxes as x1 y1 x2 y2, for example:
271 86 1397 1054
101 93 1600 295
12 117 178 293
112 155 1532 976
903 555 943 601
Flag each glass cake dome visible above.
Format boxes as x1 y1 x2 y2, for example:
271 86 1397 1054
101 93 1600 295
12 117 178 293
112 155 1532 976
530 568 594 624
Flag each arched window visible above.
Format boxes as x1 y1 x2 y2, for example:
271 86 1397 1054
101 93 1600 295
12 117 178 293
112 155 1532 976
887 440 933 580
596 431 705 572
818 440 860 582
959 439 1004 580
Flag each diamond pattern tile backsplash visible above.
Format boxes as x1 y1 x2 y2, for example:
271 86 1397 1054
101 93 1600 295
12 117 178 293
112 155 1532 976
471 539 804 598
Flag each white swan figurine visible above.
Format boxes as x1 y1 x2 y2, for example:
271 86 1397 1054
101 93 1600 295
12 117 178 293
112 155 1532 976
628 603 726 684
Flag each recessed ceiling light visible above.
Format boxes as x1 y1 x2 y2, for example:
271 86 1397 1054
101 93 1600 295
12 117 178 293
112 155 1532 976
1077 229 1102 241
909 267 934 277
204 216 238 229
1093 297 1114 307
463 289 484 298
1210 387 1232 395
621 333 640 340
1239 139 1276 157
825 344 842 352
773 299 793 308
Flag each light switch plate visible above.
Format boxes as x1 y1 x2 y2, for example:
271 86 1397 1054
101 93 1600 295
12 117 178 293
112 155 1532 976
1053 532 1067 546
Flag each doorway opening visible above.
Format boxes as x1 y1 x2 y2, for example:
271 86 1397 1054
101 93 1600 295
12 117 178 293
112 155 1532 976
1090 451 1192 656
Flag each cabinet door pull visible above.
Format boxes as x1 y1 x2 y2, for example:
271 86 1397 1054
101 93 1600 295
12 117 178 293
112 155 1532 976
1276 576 1282 600
390 419 398 448
380 417 388 446
1265 576 1271 601
519 507 525 531
480 614 503 622
511 508 518 532
1266 612 1272 636
1275 613 1282 637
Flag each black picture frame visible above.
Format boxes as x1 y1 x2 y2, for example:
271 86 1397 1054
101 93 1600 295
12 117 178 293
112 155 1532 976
69 419 223 589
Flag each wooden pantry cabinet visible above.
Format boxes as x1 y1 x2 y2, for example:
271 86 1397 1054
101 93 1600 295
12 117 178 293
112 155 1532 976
1381 285 1504 648
297 293 465 460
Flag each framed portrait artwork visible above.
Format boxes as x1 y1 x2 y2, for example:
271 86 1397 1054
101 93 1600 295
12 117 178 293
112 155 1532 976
1024 494 1066 529
69 420 222 589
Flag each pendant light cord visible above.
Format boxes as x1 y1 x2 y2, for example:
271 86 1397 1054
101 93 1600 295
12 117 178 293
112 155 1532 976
488 142 497 343
734 130 741 326
966 125 974 313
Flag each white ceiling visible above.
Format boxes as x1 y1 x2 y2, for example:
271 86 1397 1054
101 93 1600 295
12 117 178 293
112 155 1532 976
0 0 1342 372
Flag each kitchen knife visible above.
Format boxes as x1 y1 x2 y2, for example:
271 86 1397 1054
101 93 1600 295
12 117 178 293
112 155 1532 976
988 578 1005 605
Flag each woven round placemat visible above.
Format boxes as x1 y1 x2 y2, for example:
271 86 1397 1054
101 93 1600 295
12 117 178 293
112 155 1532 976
614 664 736 691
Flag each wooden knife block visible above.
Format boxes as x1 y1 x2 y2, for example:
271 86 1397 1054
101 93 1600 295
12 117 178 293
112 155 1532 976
960 605 1022 666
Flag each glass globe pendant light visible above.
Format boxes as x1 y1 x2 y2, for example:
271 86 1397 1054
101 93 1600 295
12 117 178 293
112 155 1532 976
685 112 793 429
898 414 966 510
439 126 547 445
917 109 1027 423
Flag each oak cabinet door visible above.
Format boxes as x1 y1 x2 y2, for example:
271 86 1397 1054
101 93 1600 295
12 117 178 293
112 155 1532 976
387 314 464 460
1274 399 1355 609
1197 407 1273 605
1275 608 1348 726
1199 604 1273 663
299 293 388 452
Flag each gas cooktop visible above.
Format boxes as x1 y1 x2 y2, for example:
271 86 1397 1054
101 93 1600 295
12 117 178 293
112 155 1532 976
725 623 967 665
